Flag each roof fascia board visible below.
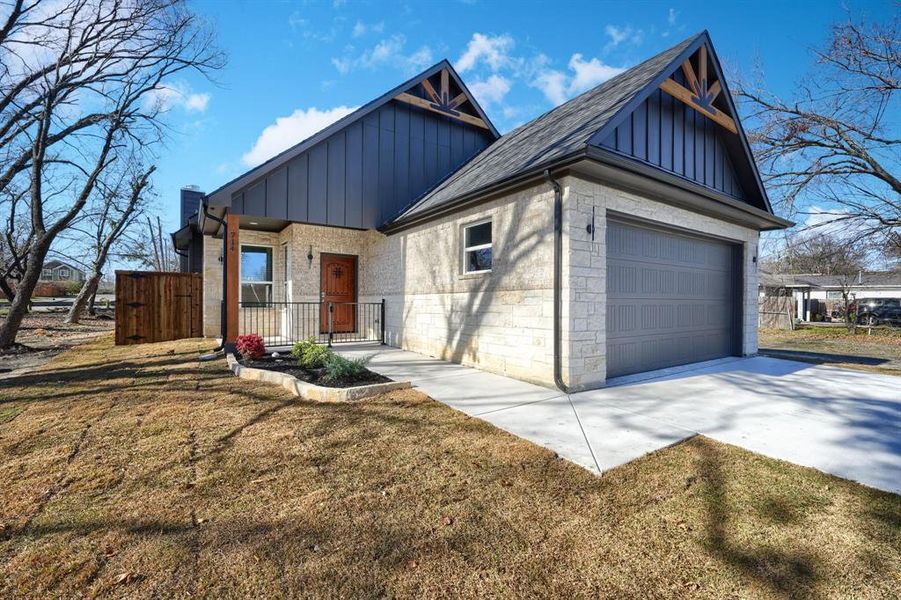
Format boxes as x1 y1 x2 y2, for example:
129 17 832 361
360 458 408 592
586 31 775 215
206 60 500 207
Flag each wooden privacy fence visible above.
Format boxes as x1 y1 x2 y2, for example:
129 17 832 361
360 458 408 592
758 296 794 330
115 271 203 345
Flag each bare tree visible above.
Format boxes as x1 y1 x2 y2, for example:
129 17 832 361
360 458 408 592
737 16 899 245
781 233 868 332
119 214 179 271
65 162 155 324
0 0 224 348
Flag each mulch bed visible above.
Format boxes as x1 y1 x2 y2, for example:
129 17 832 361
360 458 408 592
240 354 392 388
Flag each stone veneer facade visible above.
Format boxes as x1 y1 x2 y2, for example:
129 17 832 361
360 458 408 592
202 173 759 390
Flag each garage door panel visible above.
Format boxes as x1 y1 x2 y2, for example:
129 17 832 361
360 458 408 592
607 300 727 338
606 219 739 378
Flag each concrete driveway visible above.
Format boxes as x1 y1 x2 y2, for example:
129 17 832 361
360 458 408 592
337 345 901 494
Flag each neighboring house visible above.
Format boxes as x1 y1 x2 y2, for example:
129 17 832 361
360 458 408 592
172 32 790 390
40 259 85 283
759 270 901 321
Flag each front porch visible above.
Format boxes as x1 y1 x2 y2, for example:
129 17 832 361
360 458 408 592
201 214 389 347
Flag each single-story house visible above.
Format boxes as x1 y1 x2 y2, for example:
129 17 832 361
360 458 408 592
40 259 85 283
759 270 901 321
172 31 790 390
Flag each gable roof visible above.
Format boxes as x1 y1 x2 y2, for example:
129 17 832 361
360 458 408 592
205 60 499 208
389 32 776 228
44 259 81 271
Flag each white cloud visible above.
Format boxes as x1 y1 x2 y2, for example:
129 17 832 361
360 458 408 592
352 20 384 37
604 24 643 48
567 54 625 95
184 92 210 112
667 8 678 26
145 82 211 113
332 34 432 75
242 106 358 167
531 69 568 105
531 54 625 105
456 33 515 73
469 74 512 107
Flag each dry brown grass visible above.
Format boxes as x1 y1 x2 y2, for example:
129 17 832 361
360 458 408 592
760 327 901 374
1 336 898 598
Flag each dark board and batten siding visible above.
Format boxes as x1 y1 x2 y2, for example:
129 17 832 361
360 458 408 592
230 101 494 229
599 67 746 203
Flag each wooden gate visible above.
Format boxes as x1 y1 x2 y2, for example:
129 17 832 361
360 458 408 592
115 271 203 345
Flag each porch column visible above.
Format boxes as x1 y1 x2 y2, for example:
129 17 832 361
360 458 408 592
224 212 240 346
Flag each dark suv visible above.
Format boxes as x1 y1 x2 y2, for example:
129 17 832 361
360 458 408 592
853 298 901 326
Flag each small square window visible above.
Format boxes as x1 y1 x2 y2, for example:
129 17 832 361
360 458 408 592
463 220 492 273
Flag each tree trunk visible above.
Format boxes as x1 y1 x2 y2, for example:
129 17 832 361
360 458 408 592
0 238 50 349
87 287 98 316
65 269 101 324
0 276 16 302
66 244 110 324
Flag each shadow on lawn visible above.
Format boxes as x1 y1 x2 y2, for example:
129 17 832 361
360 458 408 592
697 442 822 598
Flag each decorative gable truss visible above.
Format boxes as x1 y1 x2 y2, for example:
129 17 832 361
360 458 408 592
394 68 492 131
659 45 737 134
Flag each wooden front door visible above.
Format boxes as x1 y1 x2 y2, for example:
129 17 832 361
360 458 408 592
320 254 357 333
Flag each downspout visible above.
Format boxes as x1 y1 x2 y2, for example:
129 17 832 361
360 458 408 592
202 199 228 355
544 170 571 394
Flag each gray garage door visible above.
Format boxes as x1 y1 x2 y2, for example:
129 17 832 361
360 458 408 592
606 219 740 379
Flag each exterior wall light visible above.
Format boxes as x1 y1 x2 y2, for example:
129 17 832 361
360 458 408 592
307 245 314 268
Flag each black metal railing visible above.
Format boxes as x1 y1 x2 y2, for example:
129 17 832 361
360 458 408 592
238 300 385 347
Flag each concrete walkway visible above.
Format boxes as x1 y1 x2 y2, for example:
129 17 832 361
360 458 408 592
337 344 901 494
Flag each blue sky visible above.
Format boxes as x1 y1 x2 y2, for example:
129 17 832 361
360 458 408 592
154 0 894 236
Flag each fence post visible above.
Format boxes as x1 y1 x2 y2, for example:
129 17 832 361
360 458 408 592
327 302 334 347
380 298 386 345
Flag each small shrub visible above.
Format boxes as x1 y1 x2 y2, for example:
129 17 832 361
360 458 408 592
236 334 265 360
291 337 333 369
323 354 370 383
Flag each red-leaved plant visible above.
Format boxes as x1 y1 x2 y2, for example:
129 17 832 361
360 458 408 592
236 334 265 360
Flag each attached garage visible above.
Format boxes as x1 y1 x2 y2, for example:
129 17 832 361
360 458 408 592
606 218 741 379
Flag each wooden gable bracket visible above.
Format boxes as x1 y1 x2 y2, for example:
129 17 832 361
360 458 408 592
394 68 491 130
659 46 738 134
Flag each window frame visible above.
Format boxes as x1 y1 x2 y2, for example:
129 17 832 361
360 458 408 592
461 218 493 275
239 244 274 306
58 267 70 279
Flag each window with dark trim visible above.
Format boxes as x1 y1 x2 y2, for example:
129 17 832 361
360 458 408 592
463 220 492 273
240 245 273 306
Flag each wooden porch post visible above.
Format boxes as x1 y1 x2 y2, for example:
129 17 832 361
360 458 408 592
225 212 240 346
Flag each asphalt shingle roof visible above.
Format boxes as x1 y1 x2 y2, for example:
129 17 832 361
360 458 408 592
391 33 700 225
759 271 901 288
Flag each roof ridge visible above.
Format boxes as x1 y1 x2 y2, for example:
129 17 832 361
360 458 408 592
389 33 703 226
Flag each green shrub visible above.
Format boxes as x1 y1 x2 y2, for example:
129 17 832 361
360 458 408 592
291 337 333 369
323 354 370 382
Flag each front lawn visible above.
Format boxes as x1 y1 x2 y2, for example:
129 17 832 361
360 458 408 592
0 337 898 597
759 326 901 374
